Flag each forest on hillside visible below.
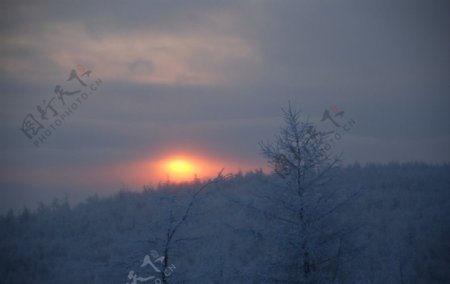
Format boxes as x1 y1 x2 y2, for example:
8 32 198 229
1 162 449 283
2 1 449 283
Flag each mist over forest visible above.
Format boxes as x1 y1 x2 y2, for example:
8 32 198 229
1 162 449 283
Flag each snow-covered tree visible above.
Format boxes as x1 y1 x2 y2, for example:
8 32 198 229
259 103 345 282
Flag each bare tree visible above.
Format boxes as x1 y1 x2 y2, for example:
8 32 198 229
259 103 343 282
158 169 231 284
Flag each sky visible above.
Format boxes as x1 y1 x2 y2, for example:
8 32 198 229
1 0 449 212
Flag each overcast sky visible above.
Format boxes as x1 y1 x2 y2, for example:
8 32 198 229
1 0 449 212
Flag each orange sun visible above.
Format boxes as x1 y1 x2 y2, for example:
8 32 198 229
163 157 200 182
166 159 193 174
102 149 261 187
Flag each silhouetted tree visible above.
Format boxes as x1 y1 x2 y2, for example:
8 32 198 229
260 103 344 282
158 169 230 284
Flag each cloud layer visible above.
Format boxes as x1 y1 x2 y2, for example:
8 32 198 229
1 0 449 211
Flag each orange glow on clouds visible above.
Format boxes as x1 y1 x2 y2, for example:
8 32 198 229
3 149 263 192
0 22 258 85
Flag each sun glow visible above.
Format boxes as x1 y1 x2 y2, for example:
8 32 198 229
160 156 204 182
113 150 260 186
166 159 194 174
